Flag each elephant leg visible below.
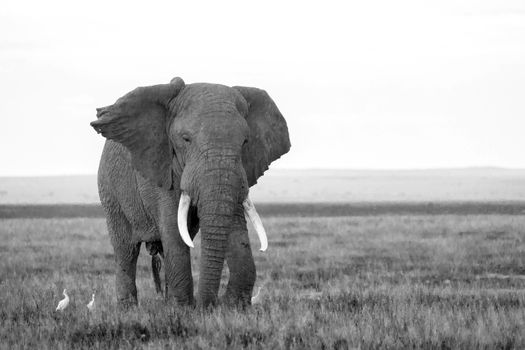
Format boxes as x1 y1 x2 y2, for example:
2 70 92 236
106 209 140 307
224 208 256 307
159 193 194 305
162 241 193 305
145 241 164 295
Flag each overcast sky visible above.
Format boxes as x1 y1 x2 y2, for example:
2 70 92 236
1 0 524 175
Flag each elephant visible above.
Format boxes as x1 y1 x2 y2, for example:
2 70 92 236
90 77 290 308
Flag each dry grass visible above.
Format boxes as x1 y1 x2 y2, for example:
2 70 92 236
2 213 525 349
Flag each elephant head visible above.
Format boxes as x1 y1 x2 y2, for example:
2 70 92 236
90 77 290 306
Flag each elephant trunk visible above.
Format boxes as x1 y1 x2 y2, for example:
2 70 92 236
196 158 242 307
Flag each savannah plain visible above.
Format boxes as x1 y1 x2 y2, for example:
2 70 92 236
2 169 525 349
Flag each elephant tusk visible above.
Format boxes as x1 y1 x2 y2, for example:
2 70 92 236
243 195 268 252
177 192 194 248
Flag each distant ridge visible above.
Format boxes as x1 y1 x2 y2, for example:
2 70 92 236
1 168 525 204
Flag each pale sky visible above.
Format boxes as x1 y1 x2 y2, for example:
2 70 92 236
1 0 524 175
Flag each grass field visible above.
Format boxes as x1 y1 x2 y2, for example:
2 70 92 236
2 208 525 348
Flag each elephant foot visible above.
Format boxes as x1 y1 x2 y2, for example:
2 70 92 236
195 293 219 310
170 297 195 307
165 287 195 307
117 297 138 309
222 290 252 309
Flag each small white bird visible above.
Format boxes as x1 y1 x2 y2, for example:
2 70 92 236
55 289 69 311
251 287 262 304
87 293 95 311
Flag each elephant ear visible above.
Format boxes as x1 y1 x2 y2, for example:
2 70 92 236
233 86 291 187
90 77 185 189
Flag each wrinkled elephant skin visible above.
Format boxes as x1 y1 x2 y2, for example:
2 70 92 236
90 77 290 308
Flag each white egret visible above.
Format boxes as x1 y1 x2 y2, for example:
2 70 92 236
55 289 69 311
251 287 262 304
87 293 95 311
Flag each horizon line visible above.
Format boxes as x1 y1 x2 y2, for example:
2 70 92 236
2 166 525 178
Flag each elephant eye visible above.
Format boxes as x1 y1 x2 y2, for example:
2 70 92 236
182 134 191 143
243 138 248 146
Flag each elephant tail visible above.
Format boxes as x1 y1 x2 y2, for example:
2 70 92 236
145 242 164 295
151 255 163 294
